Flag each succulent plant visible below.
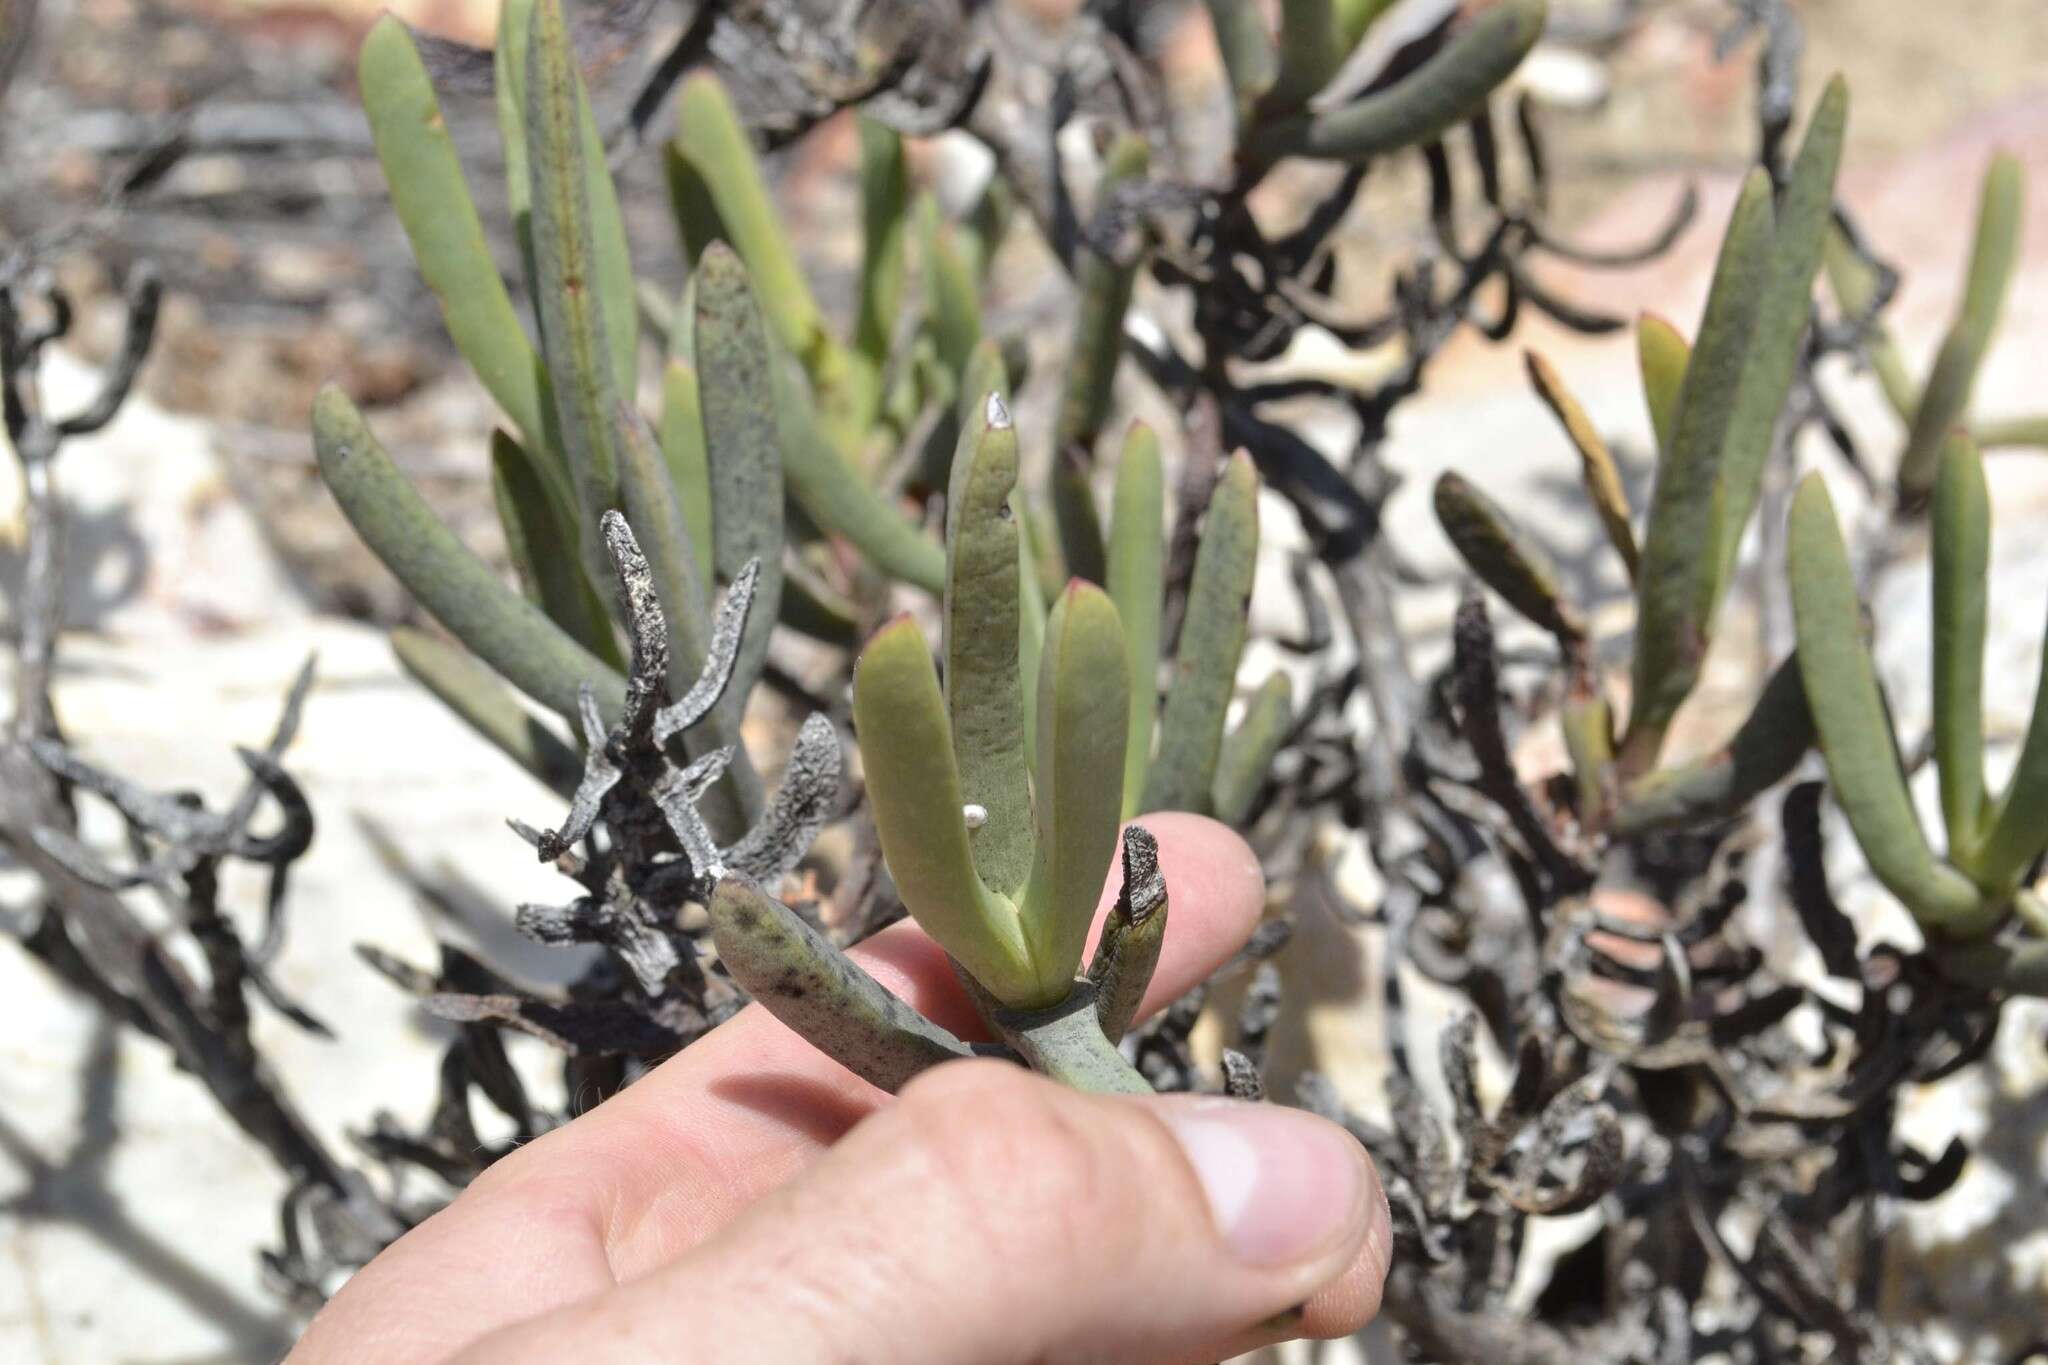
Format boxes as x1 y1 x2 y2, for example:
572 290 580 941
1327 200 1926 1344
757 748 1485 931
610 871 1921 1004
709 391 1166 1095
1822 152 2034 506
1433 76 1848 839
1787 437 2048 991
333 0 964 836
328 4 1291 1102
1105 427 1288 820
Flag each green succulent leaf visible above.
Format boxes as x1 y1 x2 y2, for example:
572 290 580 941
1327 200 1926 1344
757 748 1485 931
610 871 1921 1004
525 0 625 547
1018 495 1049 766
1710 75 1848 607
918 194 983 384
692 244 786 729
1932 433 1990 860
1898 152 2025 505
489 430 618 666
1635 311 1689 460
1976 584 2048 896
774 349 946 593
359 18 548 452
492 0 537 263
1022 580 1131 996
709 875 974 1091
853 617 1039 1005
1611 654 1813 836
1262 0 1393 119
665 141 727 267
1107 423 1166 816
1624 169 1775 775
1249 0 1546 166
1787 473 1993 937
613 403 714 688
314 386 625 723
1052 451 1109 587
1054 134 1150 458
1820 229 1919 421
658 357 716 586
854 117 910 370
1212 671 1294 827
1142 451 1259 815
1433 470 1586 649
391 626 582 795
1560 670 1615 829
944 391 1035 897
673 73 828 373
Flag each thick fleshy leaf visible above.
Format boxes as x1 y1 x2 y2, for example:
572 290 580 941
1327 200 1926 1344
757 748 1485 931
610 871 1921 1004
709 875 974 1092
919 193 982 382
1623 169 1775 775
1054 135 1149 457
1107 423 1165 816
1611 655 1812 835
360 18 545 448
673 73 827 369
489 429 618 666
1710 76 1848 605
1898 153 2025 505
853 618 1038 1004
1560 673 1615 830
692 244 786 723
1976 545 2048 892
1018 497 1048 766
1821 229 1918 420
1262 0 1393 119
613 403 713 685
1434 470 1585 648
1636 312 1689 460
1141 452 1259 814
392 627 581 794
314 387 624 722
1787 474 1992 936
658 356 715 586
1932 433 1990 860
854 117 910 369
1212 672 1294 827
525 0 624 547
1249 0 1545 165
944 391 1035 896
775 350 946 592
1023 581 1131 994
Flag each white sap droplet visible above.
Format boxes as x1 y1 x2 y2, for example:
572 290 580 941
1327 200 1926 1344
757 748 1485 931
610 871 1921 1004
962 803 989 829
984 391 1010 429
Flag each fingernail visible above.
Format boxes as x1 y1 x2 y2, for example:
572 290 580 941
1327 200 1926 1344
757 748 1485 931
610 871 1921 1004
1162 1101 1369 1266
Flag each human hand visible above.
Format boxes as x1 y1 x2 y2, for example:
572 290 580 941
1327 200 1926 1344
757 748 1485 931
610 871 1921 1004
289 814 1390 1364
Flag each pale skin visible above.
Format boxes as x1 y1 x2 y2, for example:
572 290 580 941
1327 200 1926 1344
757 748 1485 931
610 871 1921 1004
290 814 1391 1364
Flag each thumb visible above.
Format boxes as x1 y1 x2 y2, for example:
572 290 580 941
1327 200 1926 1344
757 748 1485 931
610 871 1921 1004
466 1059 1390 1365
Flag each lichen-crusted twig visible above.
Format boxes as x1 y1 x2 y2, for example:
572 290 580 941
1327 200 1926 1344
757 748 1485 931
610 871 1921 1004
1088 826 1168 1040
1 268 403 1287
